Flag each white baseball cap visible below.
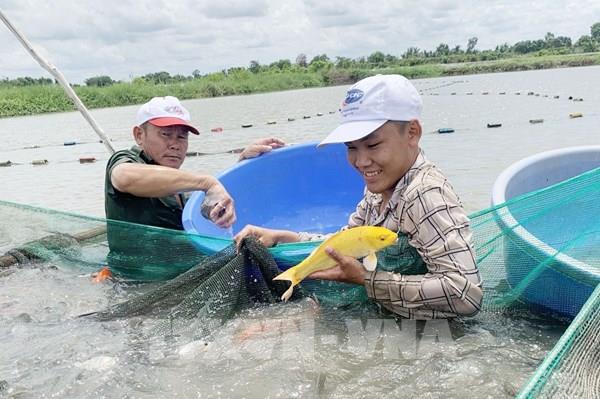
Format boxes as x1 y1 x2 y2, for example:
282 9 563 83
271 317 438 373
136 96 200 135
318 74 422 147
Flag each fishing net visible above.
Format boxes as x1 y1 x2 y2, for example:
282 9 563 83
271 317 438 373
516 284 600 398
1 167 600 397
83 237 305 339
471 166 600 318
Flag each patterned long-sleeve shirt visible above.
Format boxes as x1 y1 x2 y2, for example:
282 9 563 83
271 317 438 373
299 151 483 319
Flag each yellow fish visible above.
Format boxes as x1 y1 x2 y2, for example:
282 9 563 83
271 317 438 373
273 226 397 301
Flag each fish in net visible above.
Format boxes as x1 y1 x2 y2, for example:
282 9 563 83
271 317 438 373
80 237 306 338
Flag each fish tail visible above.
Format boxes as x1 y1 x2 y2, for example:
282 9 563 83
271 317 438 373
281 286 294 302
273 268 299 302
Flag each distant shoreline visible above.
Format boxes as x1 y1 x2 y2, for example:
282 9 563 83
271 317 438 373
1 52 599 119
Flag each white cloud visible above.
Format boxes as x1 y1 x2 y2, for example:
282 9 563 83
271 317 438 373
201 0 269 19
1 0 599 82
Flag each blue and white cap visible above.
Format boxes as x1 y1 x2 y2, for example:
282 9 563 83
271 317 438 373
318 74 422 147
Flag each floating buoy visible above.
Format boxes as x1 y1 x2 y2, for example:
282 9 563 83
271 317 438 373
79 157 96 164
31 159 48 165
487 123 502 128
554 95 560 99
210 127 223 133
64 141 77 146
316 112 323 116
529 119 544 124
186 151 199 157
568 96 573 100
569 112 583 119
266 120 277 125
303 116 311 119
437 128 455 134
241 124 253 128
287 117 295 122
0 160 12 167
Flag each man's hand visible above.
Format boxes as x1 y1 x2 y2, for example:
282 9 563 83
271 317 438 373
238 137 285 161
233 224 300 251
203 180 236 228
308 247 367 285
233 224 280 249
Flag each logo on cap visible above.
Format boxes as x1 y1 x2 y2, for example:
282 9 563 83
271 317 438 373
343 89 364 106
165 105 185 116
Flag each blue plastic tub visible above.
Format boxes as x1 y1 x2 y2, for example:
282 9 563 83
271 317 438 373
182 141 365 267
491 146 600 318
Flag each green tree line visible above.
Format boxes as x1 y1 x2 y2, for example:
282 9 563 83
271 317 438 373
3 22 598 89
1 22 599 117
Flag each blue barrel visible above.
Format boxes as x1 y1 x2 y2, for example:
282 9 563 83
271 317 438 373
491 146 600 319
182 142 365 266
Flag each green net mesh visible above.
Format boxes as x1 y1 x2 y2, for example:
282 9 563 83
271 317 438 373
516 283 600 398
1 167 600 397
83 237 305 339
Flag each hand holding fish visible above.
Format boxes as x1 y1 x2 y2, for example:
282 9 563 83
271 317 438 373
273 226 397 301
307 247 367 285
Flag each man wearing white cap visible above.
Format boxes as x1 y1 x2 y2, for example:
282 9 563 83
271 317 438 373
105 96 284 230
235 75 482 319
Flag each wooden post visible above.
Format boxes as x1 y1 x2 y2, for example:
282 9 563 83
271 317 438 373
0 9 115 154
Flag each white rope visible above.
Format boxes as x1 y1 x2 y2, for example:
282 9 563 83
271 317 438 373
0 8 115 154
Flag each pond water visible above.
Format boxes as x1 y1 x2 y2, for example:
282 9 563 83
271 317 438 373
1 66 599 398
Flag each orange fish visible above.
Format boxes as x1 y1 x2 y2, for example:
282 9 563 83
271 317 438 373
92 266 112 283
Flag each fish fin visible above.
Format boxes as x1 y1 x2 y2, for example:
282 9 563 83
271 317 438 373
273 268 299 302
272 267 296 282
281 286 294 302
362 252 377 271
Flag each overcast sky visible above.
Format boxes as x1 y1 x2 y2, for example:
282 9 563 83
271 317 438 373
1 0 599 83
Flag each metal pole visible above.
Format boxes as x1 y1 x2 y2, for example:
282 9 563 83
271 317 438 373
0 8 115 154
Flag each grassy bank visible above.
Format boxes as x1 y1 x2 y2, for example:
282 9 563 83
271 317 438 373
1 52 599 118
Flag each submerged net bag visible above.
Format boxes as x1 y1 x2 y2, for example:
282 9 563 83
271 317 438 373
84 237 304 338
1 167 600 397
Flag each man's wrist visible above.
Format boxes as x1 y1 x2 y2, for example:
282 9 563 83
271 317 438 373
274 230 300 245
200 175 218 191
